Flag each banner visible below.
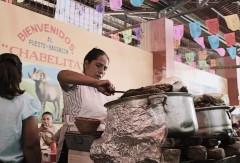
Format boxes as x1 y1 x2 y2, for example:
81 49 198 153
133 27 142 41
198 49 207 60
227 46 237 59
122 29 132 44
130 0 144 7
111 33 120 41
185 52 195 63
174 38 181 49
214 48 226 57
110 0 122 11
208 35 219 49
194 37 205 49
205 18 219 35
55 0 103 34
173 24 184 40
224 14 240 31
189 22 201 39
0 2 154 122
224 32 236 47
210 59 216 67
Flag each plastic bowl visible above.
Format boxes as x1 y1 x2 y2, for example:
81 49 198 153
74 117 101 135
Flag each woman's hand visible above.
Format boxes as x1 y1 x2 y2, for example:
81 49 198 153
95 80 115 96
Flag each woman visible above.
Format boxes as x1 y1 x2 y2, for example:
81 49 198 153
57 48 115 162
0 53 41 163
38 111 59 147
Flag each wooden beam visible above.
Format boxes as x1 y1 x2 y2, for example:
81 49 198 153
168 0 239 18
210 65 240 69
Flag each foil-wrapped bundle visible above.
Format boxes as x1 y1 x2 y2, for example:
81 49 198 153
90 95 167 163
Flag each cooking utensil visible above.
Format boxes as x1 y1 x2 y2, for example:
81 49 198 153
74 117 101 135
159 92 198 136
113 90 125 93
194 106 233 139
104 92 198 137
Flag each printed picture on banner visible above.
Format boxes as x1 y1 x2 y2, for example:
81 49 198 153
21 62 63 123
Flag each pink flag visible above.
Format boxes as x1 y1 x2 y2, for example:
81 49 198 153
133 27 141 41
205 18 219 34
111 33 120 41
150 0 159 2
224 32 236 47
175 54 182 62
96 2 105 13
173 25 184 40
214 48 226 57
208 69 216 74
194 37 205 49
110 0 122 11
174 38 181 49
189 62 196 68
210 59 216 67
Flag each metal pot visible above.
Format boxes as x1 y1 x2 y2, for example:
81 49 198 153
104 92 198 137
194 106 233 139
160 92 198 137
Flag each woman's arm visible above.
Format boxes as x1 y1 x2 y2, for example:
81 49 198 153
57 70 115 95
22 116 41 163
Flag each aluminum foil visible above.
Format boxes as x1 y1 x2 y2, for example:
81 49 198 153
90 97 167 163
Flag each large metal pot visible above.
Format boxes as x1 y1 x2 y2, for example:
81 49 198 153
194 106 232 139
104 92 198 137
161 92 198 136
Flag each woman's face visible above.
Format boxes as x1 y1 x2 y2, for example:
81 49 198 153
84 55 109 80
42 114 53 126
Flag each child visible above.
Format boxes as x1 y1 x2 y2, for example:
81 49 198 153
39 111 59 147
0 53 41 162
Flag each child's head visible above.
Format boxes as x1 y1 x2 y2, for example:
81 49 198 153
41 112 53 126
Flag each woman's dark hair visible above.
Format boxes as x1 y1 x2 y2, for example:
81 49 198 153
0 53 24 100
83 48 109 73
42 111 53 119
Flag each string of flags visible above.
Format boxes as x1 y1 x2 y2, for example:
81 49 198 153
96 1 240 52
110 26 142 44
174 14 240 63
107 0 161 9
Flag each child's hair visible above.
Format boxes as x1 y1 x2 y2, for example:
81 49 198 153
42 111 53 119
0 53 24 100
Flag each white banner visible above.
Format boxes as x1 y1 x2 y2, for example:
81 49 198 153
55 0 103 34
